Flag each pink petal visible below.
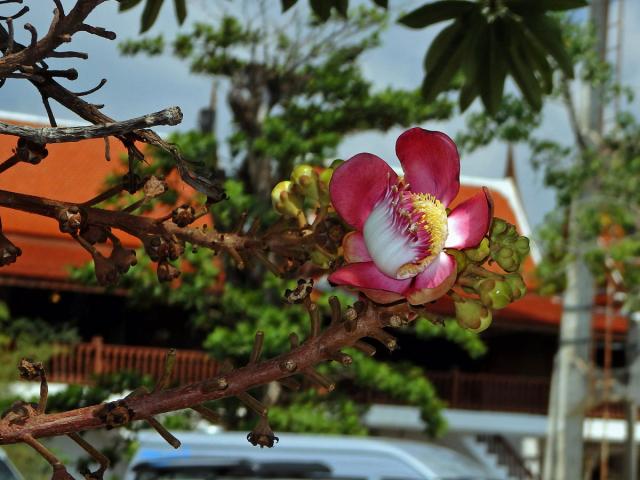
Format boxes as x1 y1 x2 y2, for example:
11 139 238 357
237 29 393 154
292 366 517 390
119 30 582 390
330 153 397 230
357 287 406 304
395 127 460 206
342 232 372 263
445 187 493 249
406 253 457 305
328 262 411 296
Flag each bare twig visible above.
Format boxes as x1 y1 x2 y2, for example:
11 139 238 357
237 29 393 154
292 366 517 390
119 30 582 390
0 106 183 144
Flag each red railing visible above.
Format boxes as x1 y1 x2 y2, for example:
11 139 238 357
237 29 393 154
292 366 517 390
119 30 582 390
47 338 553 414
48 337 218 386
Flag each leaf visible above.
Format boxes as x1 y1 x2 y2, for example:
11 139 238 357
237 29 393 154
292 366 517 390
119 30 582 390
423 20 465 73
477 22 509 115
513 20 554 94
505 0 587 13
507 35 542 111
118 0 144 11
399 0 476 29
281 0 298 12
524 14 574 79
140 0 164 33
458 80 478 112
457 17 487 112
372 0 388 8
173 0 186 24
310 0 332 21
422 17 480 103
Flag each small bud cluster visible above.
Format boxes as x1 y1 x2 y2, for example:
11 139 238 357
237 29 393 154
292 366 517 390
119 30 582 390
447 218 530 333
489 219 530 272
271 161 340 221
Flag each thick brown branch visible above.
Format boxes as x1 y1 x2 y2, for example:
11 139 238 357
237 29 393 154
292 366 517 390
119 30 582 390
0 107 183 144
0 300 406 444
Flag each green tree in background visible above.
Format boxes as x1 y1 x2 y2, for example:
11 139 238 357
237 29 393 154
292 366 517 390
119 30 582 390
71 4 486 437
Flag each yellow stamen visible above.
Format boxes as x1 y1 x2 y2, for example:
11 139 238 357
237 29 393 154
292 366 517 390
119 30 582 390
396 193 448 278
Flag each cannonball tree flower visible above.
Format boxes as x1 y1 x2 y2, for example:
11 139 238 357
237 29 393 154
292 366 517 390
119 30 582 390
328 127 492 305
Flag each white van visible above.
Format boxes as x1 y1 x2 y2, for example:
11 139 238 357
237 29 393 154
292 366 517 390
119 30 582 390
125 431 497 480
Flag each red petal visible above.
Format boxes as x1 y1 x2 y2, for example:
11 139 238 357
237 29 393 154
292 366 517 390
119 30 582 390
328 262 411 296
357 287 406 304
445 187 493 249
395 127 460 206
330 153 397 230
406 253 457 305
342 231 372 263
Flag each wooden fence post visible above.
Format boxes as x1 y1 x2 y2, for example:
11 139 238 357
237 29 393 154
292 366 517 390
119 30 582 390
92 336 104 376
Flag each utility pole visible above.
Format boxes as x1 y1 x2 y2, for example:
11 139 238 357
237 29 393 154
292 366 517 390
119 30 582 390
543 2 609 479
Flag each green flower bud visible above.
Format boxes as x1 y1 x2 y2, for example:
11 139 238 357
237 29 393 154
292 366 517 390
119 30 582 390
271 181 303 218
505 273 527 300
291 164 320 203
446 248 468 273
318 168 334 205
477 279 513 309
464 237 490 262
515 236 530 256
455 299 493 333
490 218 508 237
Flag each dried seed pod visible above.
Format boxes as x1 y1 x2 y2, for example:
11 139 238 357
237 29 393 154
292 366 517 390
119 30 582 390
110 245 137 274
157 261 181 282
144 235 170 261
171 204 196 227
143 175 168 198
18 358 44 380
247 415 279 448
93 400 134 430
57 206 84 234
0 235 21 267
16 138 48 164
283 278 314 304
93 252 120 286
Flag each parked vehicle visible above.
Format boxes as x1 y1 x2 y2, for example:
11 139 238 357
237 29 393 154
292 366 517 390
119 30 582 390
125 431 497 479
0 449 23 480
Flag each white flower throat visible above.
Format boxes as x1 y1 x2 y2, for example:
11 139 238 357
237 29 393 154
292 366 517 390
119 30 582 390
363 178 448 279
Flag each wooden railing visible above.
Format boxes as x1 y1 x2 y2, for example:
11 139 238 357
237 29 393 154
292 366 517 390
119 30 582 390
48 337 218 386
47 338 553 414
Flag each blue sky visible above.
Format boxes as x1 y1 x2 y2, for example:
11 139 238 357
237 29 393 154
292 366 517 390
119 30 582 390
2 0 638 229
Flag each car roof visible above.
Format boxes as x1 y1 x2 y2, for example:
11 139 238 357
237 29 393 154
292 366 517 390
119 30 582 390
127 431 496 479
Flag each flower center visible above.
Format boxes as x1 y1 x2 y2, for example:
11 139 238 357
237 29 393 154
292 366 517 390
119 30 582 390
363 179 448 279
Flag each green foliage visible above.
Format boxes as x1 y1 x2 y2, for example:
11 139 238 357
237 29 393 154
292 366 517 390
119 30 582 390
399 0 586 115
0 302 78 384
121 6 454 194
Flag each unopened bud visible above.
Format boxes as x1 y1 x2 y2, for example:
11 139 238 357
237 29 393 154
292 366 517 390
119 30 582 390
291 164 320 203
464 237 490 263
505 273 527 300
477 278 513 309
454 299 492 333
271 181 303 218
